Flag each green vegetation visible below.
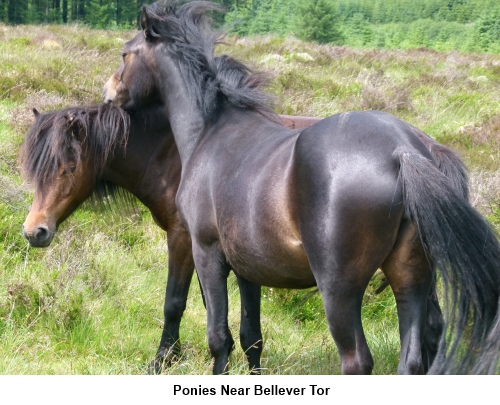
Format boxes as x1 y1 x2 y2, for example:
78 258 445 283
1 0 141 28
1 21 500 374
294 0 344 45
2 1 500 53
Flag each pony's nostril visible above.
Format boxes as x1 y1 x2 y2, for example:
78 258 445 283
105 98 113 105
34 226 50 242
23 224 53 248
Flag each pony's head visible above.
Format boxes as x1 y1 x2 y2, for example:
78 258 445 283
105 1 273 121
102 29 163 110
20 105 129 247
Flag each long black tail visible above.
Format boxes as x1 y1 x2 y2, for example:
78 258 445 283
426 141 469 201
376 143 470 295
397 148 500 374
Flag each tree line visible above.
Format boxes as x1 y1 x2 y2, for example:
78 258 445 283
1 0 148 28
224 0 500 53
2 0 500 53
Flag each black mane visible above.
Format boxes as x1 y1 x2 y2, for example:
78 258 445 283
145 1 276 121
20 103 132 207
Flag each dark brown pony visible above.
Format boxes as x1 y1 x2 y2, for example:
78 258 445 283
103 70 469 374
106 1 500 375
21 103 266 373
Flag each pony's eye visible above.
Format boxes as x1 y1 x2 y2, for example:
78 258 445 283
62 166 76 175
120 51 127 60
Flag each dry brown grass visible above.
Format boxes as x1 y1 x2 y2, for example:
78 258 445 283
470 170 500 216
459 114 500 148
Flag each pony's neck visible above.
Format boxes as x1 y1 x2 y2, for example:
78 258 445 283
101 114 175 211
101 151 145 195
157 54 207 167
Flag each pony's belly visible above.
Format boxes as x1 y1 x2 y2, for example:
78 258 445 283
225 237 315 289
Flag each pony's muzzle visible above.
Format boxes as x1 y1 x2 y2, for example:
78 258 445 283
23 224 53 248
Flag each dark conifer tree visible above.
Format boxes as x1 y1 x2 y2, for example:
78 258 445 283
62 0 68 22
119 0 139 27
295 0 344 44
8 0 29 23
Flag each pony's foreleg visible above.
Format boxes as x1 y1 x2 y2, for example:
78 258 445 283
235 274 262 374
149 229 196 374
193 242 234 375
381 220 433 375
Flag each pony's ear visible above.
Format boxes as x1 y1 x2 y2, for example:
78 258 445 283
32 108 40 118
141 6 157 40
64 112 83 141
66 112 76 124
65 111 89 142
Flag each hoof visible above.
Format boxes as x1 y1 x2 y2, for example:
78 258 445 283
147 348 181 374
147 358 164 375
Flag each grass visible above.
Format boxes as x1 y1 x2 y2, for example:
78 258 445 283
1 23 500 374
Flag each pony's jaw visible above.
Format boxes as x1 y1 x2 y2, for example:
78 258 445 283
113 85 133 109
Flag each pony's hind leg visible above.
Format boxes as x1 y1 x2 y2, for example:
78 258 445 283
381 219 434 375
421 282 444 372
373 274 444 372
317 276 375 374
296 190 402 374
301 222 390 374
